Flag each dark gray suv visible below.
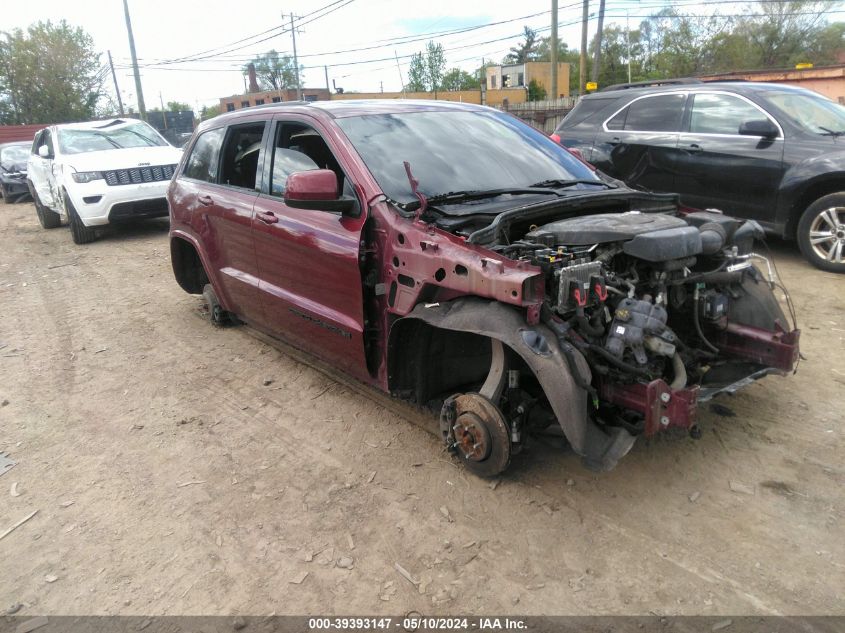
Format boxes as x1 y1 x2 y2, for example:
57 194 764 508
554 79 845 272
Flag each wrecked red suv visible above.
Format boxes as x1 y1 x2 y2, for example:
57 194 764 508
168 100 799 475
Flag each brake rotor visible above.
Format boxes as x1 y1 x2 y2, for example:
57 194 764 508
440 393 511 478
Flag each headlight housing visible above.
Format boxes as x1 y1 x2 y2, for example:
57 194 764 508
71 171 103 183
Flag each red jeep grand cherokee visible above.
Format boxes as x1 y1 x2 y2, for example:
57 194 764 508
168 100 799 475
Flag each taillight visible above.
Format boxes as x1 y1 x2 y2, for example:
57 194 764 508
550 133 561 144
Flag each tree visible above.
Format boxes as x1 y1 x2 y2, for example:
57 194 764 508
166 100 191 112
425 41 446 93
200 104 221 120
504 27 539 64
405 41 446 92
244 50 303 91
527 79 547 101
441 68 478 91
406 52 427 92
0 20 102 125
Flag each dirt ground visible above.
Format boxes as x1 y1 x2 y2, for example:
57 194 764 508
0 200 842 617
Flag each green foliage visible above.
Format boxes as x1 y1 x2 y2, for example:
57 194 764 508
405 41 447 92
0 20 102 125
166 101 191 112
441 68 478 91
425 41 446 92
583 0 843 88
200 104 221 120
244 50 303 91
406 52 427 92
527 79 547 101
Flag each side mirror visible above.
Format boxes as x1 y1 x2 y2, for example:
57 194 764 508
38 145 50 158
738 119 778 138
284 169 357 215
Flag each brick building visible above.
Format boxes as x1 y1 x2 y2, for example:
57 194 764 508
219 88 331 113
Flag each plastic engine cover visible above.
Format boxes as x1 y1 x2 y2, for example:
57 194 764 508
524 212 688 246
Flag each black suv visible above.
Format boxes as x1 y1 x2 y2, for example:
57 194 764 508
554 79 845 272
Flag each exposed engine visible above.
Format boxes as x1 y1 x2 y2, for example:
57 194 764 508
491 209 797 436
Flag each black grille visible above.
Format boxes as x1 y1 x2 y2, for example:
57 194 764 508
103 164 176 186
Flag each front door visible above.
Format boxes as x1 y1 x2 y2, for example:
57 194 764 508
591 92 687 193
251 116 368 380
673 92 786 222
30 129 57 208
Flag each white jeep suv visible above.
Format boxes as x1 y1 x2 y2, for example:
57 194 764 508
27 119 184 244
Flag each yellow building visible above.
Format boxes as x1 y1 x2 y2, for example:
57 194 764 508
486 62 571 99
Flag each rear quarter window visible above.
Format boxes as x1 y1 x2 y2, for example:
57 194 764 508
558 97 622 130
606 94 686 132
183 127 225 183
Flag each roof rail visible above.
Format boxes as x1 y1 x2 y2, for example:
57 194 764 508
599 78 703 92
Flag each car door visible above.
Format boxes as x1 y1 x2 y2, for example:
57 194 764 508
178 123 265 324
673 91 786 222
591 92 687 193
251 115 369 380
30 129 58 208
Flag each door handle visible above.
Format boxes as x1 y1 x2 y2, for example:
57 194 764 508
198 195 213 206
256 211 279 224
609 137 622 146
687 143 704 153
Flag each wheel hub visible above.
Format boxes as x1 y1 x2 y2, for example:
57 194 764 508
439 393 512 477
453 412 492 462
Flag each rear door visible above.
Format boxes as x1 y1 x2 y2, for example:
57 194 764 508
673 91 785 221
178 122 265 324
251 115 369 379
591 92 687 193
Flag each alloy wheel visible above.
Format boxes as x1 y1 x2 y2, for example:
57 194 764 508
808 206 845 263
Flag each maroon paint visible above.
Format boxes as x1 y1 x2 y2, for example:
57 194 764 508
285 169 338 201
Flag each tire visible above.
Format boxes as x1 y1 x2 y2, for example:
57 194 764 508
1 184 11 204
797 192 845 273
33 191 62 229
202 283 235 326
64 192 98 244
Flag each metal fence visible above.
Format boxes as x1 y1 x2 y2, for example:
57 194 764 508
498 97 578 134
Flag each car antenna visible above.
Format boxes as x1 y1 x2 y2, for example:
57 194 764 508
403 161 427 221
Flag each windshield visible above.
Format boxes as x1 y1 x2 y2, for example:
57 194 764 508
58 121 169 154
336 110 600 205
1 145 29 164
763 91 845 135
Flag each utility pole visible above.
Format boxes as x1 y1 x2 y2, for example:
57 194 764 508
395 51 406 98
287 13 302 101
324 65 330 93
122 0 146 120
579 0 589 95
591 0 606 85
159 92 167 130
380 81 383 93
107 50 125 116
626 11 632 84
550 0 558 100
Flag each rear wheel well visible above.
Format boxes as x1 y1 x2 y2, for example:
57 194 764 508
170 237 209 294
788 178 845 238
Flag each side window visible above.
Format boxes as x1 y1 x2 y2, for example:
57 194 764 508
269 121 347 198
31 131 43 155
218 122 266 190
607 94 686 132
689 93 770 135
184 127 225 182
43 130 55 156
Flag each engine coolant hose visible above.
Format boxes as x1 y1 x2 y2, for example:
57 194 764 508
669 352 687 390
575 306 605 337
